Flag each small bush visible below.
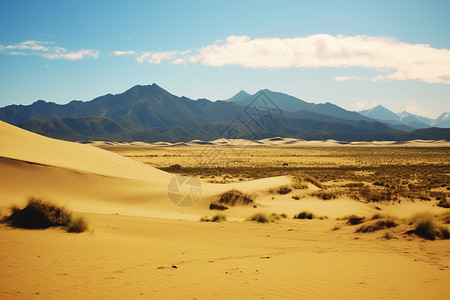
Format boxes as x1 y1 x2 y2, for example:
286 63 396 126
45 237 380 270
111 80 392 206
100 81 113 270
310 190 341 200
412 215 449 240
300 175 323 189
211 214 227 222
277 186 292 195
209 203 229 210
294 211 315 220
356 219 398 233
2 198 88 233
219 189 254 206
280 213 287 218
346 215 365 225
3 198 71 229
248 213 270 223
67 216 89 233
437 199 450 208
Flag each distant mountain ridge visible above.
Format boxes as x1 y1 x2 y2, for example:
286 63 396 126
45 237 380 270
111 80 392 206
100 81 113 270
0 84 449 142
359 105 449 129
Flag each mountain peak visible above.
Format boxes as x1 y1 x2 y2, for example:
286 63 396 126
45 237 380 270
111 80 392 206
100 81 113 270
226 90 251 102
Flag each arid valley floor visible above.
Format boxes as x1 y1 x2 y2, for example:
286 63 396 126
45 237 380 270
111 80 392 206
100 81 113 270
1 122 449 299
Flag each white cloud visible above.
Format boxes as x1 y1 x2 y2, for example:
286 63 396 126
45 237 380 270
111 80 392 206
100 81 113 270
124 34 450 84
0 40 99 60
135 51 178 64
112 50 135 56
42 49 99 60
334 76 364 81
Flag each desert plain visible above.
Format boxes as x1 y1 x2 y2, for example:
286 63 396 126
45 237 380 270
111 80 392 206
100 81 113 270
1 120 449 299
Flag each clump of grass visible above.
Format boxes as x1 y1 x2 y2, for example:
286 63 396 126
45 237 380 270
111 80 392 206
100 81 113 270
67 216 89 233
277 186 292 195
248 213 270 223
409 213 449 240
310 190 341 200
346 215 365 225
437 199 450 208
209 203 229 210
383 231 394 239
440 212 450 224
218 189 254 206
356 219 398 233
294 211 315 220
2 198 88 233
270 212 288 221
200 213 227 222
211 214 227 222
300 174 323 189
2 198 71 229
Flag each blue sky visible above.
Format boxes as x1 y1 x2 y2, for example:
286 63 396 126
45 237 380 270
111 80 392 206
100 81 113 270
1 0 449 118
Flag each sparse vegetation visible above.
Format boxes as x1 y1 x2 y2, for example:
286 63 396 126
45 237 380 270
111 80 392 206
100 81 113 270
409 213 449 240
211 214 227 222
346 215 365 225
1 198 88 233
356 219 398 233
310 190 341 200
218 189 255 206
277 186 292 195
248 213 270 223
294 211 315 219
209 203 229 210
67 216 89 233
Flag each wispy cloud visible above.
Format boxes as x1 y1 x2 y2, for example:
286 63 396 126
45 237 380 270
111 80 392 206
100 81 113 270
0 40 99 60
334 76 364 82
128 34 450 84
112 50 135 56
135 51 178 64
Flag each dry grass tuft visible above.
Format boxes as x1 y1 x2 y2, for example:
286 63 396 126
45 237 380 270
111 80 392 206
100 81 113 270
310 190 341 200
346 215 366 225
356 219 398 233
277 186 292 195
67 216 89 233
2 198 88 233
294 211 315 220
248 213 270 223
218 189 255 206
409 213 449 240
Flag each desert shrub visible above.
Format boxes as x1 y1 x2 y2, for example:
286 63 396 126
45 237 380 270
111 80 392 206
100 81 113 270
411 214 449 240
294 211 315 220
248 213 270 223
67 216 89 233
209 203 229 210
437 199 450 208
200 216 210 222
270 212 287 220
356 219 398 233
211 214 227 222
310 190 341 200
440 212 450 224
219 189 254 206
301 174 323 189
2 198 88 233
346 215 365 225
168 164 182 171
280 213 287 218
277 186 292 195
2 198 72 229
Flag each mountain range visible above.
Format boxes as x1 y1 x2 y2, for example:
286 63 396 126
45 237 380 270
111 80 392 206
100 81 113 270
360 105 450 129
0 83 449 142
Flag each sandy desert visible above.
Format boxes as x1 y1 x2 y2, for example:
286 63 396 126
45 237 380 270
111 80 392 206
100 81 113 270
1 120 449 299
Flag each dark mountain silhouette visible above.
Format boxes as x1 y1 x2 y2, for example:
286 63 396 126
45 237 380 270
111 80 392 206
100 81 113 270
1 84 449 142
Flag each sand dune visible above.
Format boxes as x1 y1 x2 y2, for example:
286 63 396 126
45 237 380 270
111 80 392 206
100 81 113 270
87 137 450 148
1 121 449 299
